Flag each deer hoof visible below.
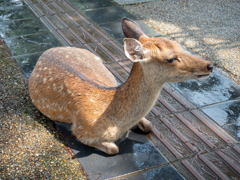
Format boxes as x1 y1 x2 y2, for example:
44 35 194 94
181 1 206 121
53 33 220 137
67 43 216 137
138 118 152 133
101 142 119 155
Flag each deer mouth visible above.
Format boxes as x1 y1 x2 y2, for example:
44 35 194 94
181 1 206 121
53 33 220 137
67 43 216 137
196 74 210 80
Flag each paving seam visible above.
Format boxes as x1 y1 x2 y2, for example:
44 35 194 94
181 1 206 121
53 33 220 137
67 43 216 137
181 160 205 180
198 155 229 180
20 0 240 179
62 1 91 25
51 1 65 13
159 117 198 153
216 151 240 175
39 0 55 15
152 126 183 159
109 145 237 180
191 110 233 145
1 30 50 40
198 98 240 109
108 153 197 180
81 6 118 12
12 51 45 58
174 114 215 149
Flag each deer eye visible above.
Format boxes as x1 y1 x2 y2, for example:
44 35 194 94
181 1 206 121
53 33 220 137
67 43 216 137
167 57 178 63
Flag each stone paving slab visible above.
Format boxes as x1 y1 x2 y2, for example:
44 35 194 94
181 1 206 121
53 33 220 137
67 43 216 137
4 32 61 57
202 99 240 142
68 0 116 11
83 6 136 24
171 70 240 107
99 19 161 42
0 4 36 21
0 18 49 38
1 0 240 179
113 164 184 180
14 53 43 78
72 132 167 180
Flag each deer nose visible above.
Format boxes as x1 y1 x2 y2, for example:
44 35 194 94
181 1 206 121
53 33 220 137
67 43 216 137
207 64 213 72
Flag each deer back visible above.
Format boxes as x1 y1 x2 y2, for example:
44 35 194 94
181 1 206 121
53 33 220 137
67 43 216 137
29 47 117 124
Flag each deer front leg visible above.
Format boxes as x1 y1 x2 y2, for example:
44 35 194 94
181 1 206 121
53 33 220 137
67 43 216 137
71 124 119 155
138 117 152 133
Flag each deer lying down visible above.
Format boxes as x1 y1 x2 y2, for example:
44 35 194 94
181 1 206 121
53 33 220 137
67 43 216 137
29 18 213 155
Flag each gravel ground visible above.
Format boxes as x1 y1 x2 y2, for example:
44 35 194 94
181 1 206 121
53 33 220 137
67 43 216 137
123 0 240 83
0 40 87 179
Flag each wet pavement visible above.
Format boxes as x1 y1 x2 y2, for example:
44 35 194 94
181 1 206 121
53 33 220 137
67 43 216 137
1 0 240 179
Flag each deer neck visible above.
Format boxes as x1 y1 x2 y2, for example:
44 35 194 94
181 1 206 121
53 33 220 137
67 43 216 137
108 62 163 120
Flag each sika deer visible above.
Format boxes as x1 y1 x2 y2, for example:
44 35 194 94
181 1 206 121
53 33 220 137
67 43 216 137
29 18 213 155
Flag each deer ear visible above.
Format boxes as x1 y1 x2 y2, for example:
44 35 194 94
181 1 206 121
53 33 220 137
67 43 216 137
123 38 144 62
121 18 147 40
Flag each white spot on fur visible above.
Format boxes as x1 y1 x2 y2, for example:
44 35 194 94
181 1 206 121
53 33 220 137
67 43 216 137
57 106 62 110
43 67 47 70
58 85 63 92
57 114 63 120
49 77 53 81
94 110 100 114
43 78 47 83
52 103 57 107
76 110 80 115
92 118 97 123
66 55 69 58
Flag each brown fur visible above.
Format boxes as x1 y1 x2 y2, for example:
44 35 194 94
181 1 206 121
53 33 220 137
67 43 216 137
29 18 213 155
